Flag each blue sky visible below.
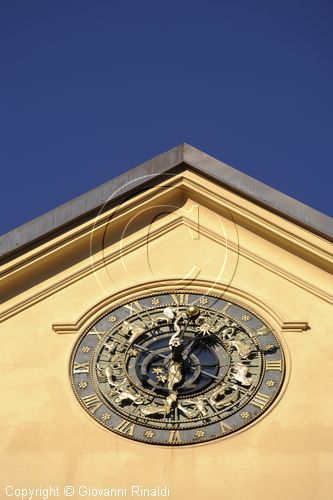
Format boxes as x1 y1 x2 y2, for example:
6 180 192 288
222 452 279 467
1 1 332 235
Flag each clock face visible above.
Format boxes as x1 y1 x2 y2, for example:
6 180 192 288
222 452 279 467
70 292 285 445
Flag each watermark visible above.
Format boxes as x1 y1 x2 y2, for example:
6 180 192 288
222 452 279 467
5 485 171 498
88 174 240 299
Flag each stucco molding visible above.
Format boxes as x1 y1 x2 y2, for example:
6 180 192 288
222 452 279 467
52 279 307 336
1 214 332 325
1 170 332 286
1 182 332 323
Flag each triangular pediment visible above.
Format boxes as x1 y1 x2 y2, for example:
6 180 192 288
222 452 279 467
1 144 332 262
2 164 332 322
0 145 332 324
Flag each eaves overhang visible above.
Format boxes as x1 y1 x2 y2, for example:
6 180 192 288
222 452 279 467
0 143 332 262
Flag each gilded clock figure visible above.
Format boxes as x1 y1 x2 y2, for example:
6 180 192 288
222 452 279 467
70 292 285 445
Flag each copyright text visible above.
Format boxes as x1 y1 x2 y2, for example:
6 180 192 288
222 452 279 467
5 485 171 498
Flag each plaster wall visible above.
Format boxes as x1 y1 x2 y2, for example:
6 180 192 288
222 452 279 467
0 174 332 500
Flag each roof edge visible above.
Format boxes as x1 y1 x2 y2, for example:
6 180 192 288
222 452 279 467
0 144 186 259
0 143 332 261
182 144 333 242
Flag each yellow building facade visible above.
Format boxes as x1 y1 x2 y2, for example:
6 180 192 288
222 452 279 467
1 145 332 500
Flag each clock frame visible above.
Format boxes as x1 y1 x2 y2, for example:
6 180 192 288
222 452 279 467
70 290 285 446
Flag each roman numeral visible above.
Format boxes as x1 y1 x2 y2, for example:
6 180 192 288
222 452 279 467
171 294 189 306
88 328 106 340
220 302 232 314
220 421 233 434
251 392 270 409
81 394 103 413
253 326 269 337
114 420 135 436
124 302 143 315
73 361 89 374
266 359 282 371
168 430 182 443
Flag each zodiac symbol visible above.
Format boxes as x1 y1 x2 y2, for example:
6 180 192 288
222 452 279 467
141 393 177 418
230 363 252 386
178 396 209 418
209 383 239 409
